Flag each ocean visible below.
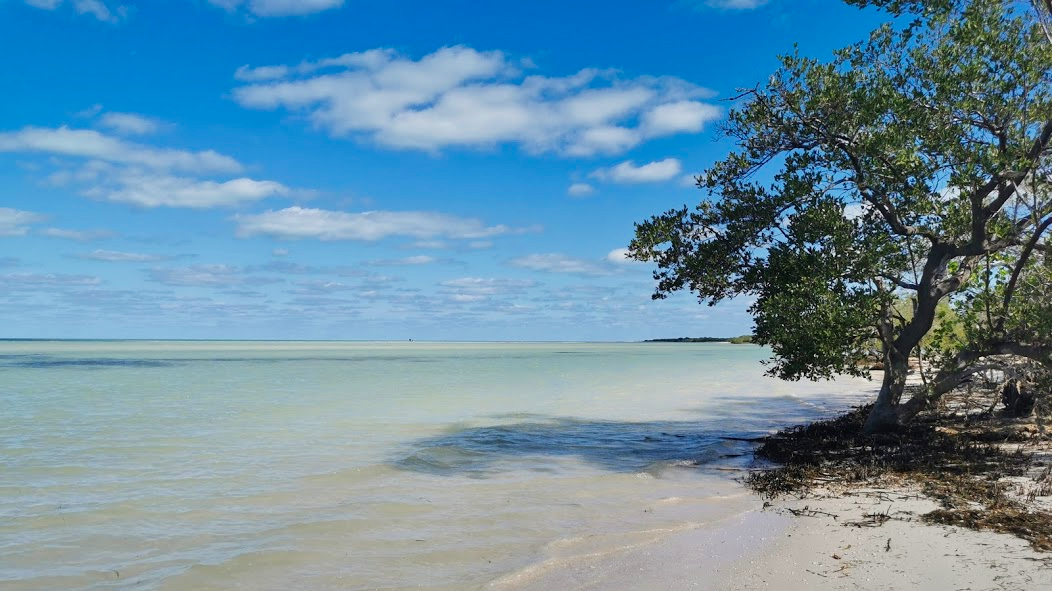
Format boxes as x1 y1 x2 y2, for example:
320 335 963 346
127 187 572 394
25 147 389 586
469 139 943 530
0 341 875 590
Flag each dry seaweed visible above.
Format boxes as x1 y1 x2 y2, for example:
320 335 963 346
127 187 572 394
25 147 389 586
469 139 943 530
746 397 1052 551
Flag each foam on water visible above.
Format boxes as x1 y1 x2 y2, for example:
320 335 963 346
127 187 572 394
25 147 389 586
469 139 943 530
0 341 876 590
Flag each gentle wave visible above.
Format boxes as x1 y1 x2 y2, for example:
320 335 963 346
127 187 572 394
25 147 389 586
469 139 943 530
0 341 876 590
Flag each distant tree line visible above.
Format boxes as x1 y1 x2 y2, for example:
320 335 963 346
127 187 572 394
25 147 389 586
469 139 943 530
643 335 756 344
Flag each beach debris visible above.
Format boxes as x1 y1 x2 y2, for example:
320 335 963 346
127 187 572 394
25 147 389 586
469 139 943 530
786 505 839 520
744 389 1052 552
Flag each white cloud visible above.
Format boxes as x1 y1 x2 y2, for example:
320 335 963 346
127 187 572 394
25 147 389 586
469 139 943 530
291 279 356 294
605 248 634 264
642 101 722 136
567 182 595 197
7 128 293 210
702 0 768 9
843 202 867 220
370 255 441 266
21 0 126 22
591 158 683 183
411 240 449 249
272 248 289 257
0 208 46 237
74 249 169 262
235 64 291 82
232 46 719 156
73 0 123 22
39 227 116 241
234 206 534 241
508 253 616 277
147 265 240 287
0 127 242 174
0 272 101 288
97 112 163 136
84 171 290 208
440 277 536 300
679 173 700 187
146 264 281 287
209 0 344 17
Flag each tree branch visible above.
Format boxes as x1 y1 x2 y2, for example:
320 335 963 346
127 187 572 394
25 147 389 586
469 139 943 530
997 214 1052 332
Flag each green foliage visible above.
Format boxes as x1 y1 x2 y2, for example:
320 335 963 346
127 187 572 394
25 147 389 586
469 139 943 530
630 0 1052 419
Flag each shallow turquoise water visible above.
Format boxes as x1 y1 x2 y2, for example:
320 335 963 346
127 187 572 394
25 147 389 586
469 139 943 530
0 341 874 590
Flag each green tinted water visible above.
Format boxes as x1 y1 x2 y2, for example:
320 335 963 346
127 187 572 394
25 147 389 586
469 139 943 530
0 341 874 590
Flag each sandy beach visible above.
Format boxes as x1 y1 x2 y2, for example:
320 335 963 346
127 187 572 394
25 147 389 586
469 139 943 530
717 491 1051 590
491 367 1052 591
492 482 1052 590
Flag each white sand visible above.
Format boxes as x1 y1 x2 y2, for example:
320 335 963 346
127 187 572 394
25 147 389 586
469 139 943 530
713 490 1052 590
491 485 1052 590
490 369 1052 590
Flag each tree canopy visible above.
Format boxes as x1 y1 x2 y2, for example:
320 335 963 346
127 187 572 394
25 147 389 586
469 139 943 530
630 0 1052 431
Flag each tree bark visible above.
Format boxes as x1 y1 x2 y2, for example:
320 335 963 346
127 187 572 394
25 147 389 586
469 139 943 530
863 346 915 433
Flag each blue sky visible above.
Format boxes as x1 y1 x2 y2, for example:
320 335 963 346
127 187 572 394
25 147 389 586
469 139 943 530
0 0 885 340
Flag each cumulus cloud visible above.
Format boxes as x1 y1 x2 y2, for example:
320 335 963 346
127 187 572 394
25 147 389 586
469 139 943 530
235 64 291 82
22 0 127 23
0 208 47 237
209 0 344 17
0 127 242 174
843 202 867 220
567 182 595 197
591 158 683 183
233 206 535 241
83 170 291 208
97 112 164 136
3 126 295 209
232 46 720 156
508 253 617 277
641 102 722 136
605 248 635 264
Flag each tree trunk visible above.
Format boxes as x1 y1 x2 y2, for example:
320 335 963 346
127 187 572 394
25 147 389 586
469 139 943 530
864 356 905 433
862 347 926 433
1001 379 1036 417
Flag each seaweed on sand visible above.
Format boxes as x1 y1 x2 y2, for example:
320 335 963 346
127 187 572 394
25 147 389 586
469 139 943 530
745 398 1052 551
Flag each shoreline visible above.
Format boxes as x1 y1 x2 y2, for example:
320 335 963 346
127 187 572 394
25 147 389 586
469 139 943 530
488 371 1052 591
714 486 1052 590
487 464 1052 591
485 478 1052 590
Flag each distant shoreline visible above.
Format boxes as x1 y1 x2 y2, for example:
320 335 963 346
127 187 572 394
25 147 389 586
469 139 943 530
643 336 755 344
